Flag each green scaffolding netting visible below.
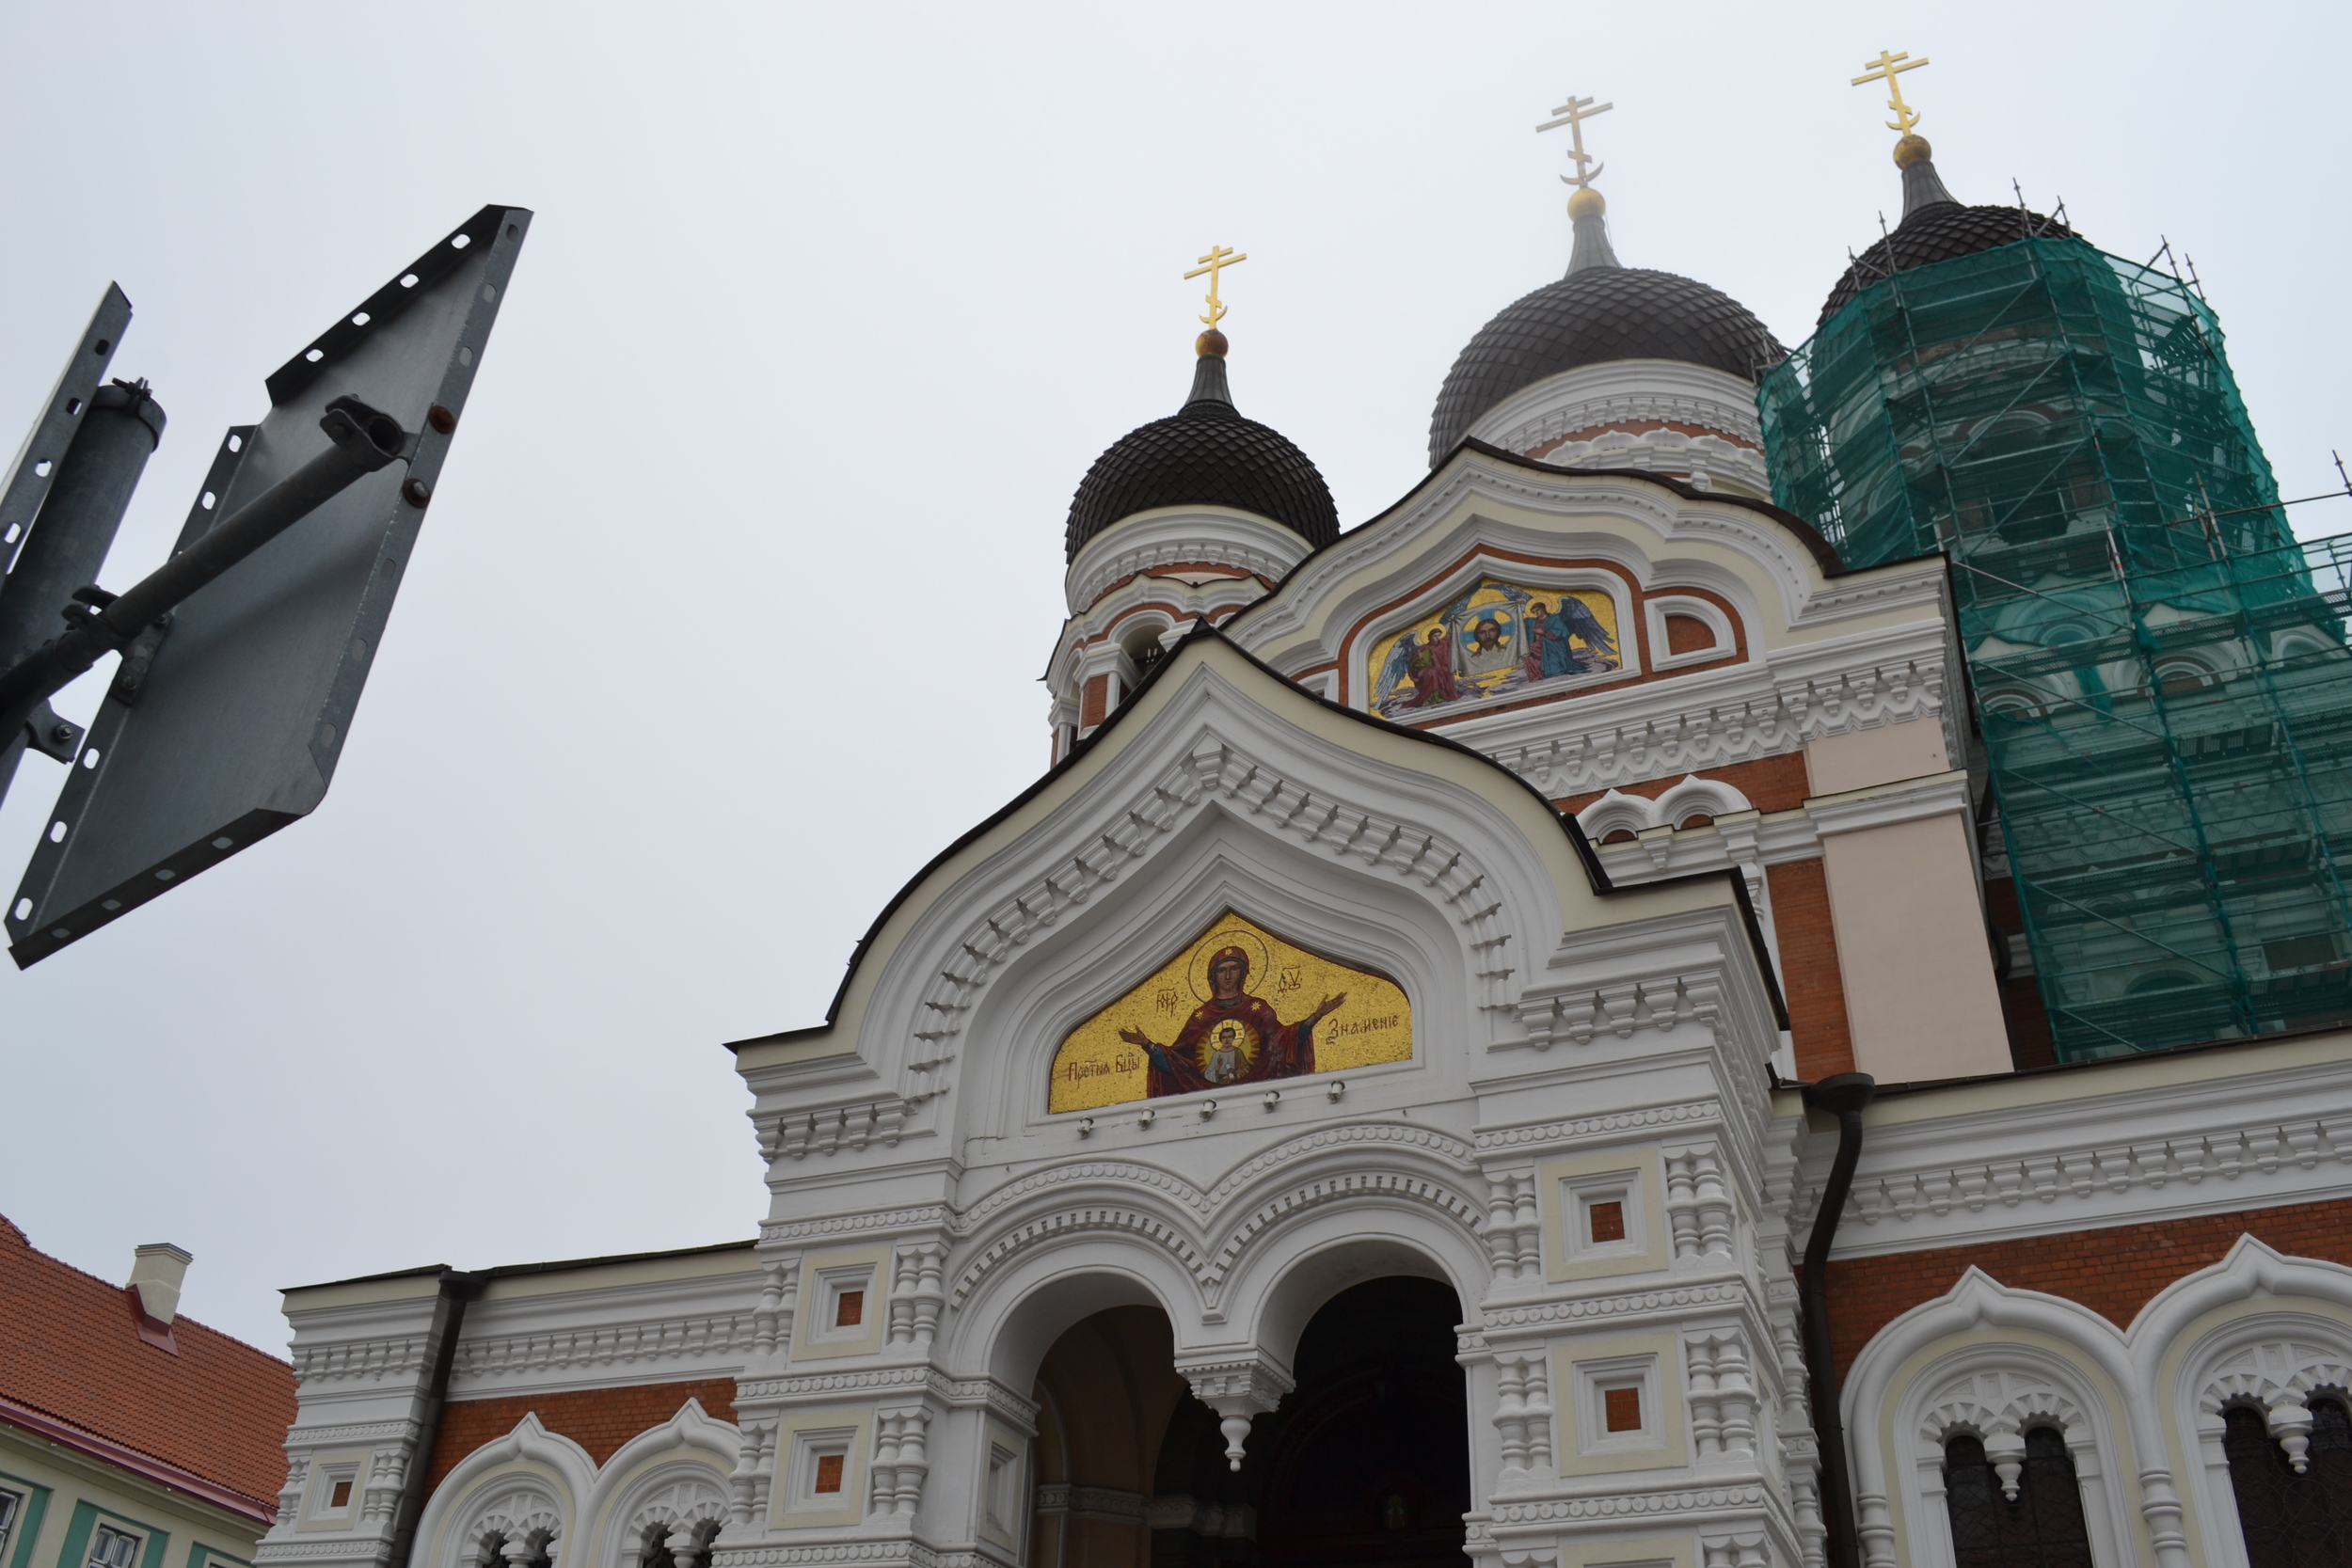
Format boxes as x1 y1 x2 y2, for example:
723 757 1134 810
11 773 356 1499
1758 233 2352 1060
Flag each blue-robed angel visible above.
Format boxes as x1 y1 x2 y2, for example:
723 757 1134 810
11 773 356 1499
1522 595 1618 679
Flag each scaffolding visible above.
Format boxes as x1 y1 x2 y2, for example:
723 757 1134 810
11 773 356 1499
1758 233 2352 1060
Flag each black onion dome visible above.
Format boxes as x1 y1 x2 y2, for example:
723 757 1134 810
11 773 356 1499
1428 268 1785 465
1820 202 2075 325
1064 353 1338 562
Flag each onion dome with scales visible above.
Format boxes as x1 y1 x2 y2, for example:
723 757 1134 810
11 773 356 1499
1424 94 1783 495
1063 330 1338 564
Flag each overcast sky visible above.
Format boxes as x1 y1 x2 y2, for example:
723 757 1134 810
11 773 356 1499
1 2 2344 1354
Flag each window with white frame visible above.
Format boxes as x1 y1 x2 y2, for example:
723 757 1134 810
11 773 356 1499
0 1489 21 1565
87 1523 143 1568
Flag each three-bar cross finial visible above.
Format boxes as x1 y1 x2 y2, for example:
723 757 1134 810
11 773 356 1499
1536 94 1613 188
1184 245 1248 330
1851 50 1930 135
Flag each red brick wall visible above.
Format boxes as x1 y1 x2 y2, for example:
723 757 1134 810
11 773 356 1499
1824 1196 2352 1378
1766 858 1854 1079
1557 751 1813 820
422 1378 739 1494
1080 674 1108 729
1663 613 1717 657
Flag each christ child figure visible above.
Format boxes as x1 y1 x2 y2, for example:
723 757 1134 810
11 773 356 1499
1120 945 1346 1098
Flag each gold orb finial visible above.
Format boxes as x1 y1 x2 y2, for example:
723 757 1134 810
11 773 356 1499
1893 133 1932 168
1195 328 1229 358
1566 185 1606 219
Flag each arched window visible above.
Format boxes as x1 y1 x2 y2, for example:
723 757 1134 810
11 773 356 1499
1941 1426 2094 1567
2151 658 2215 698
2223 1393 2352 1566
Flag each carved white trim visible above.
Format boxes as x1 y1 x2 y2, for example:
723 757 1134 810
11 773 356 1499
1065 505 1310 616
1465 359 1768 457
584 1401 740 1561
1788 1048 2352 1259
888 721 1528 1109
1646 594 1740 670
1460 636 1951 805
412 1416 594 1568
2145 1242 2352 1568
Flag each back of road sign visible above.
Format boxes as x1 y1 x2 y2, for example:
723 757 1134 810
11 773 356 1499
7 206 531 967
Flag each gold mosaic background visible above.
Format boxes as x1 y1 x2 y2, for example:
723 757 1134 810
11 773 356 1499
1046 911 1412 1113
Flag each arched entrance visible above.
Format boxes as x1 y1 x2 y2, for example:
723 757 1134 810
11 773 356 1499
1027 1305 1187 1568
1152 1277 1470 1568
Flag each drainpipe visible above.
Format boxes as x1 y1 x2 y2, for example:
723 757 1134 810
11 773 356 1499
389 1269 485 1568
1801 1073 1876 1568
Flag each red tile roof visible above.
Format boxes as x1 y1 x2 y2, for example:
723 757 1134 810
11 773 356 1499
0 1214 295 1520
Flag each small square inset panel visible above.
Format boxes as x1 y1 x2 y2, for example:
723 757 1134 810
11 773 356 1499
810 1261 881 1345
770 1407 872 1529
1568 1349 1667 1461
794 1246 892 1359
1562 1168 1644 1268
787 1427 859 1512
300 1452 372 1530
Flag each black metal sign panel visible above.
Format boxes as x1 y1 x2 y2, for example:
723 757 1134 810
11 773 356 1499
7 206 531 966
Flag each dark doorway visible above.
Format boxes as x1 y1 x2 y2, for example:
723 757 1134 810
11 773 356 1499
1151 1276 1470 1568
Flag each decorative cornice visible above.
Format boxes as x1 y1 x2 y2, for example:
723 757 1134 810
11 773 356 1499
711 1542 938 1568
736 1366 939 1403
284 1419 421 1449
1477 1100 1722 1152
293 1336 430 1388
1785 1055 2352 1258
1455 638 1951 803
449 1313 757 1386
1488 1481 1772 1526
761 1208 951 1245
253 1544 393 1565
1479 1280 1748 1336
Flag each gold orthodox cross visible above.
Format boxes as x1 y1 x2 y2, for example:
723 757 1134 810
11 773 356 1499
1536 94 1613 188
1184 245 1248 329
1851 50 1930 135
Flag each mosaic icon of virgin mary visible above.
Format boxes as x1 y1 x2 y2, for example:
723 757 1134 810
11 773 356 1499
1118 944 1346 1098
